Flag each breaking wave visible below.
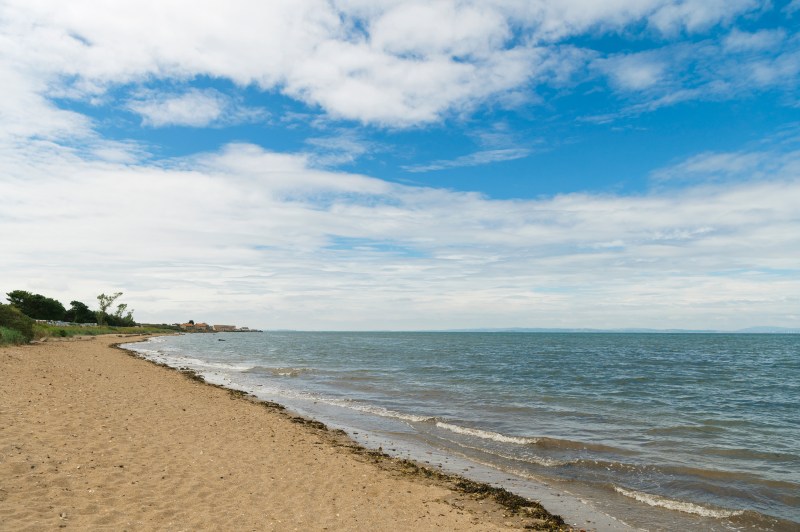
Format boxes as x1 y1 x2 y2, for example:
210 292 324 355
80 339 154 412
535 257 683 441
614 486 745 518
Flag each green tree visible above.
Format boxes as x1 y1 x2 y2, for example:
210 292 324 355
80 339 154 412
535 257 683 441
95 292 135 326
64 300 95 323
106 302 135 326
0 303 35 342
6 290 66 320
95 292 122 325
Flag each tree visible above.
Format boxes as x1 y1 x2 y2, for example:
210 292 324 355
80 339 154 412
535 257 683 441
64 300 95 323
96 292 122 325
109 303 135 326
96 292 135 326
6 290 66 320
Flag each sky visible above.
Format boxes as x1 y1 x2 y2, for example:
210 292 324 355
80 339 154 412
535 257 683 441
1 0 799 330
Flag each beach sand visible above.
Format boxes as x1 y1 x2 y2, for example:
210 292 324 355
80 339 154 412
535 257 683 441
0 335 566 531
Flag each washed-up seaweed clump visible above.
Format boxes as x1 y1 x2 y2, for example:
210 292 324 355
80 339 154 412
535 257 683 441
180 369 205 383
454 478 568 530
260 400 286 411
289 416 328 431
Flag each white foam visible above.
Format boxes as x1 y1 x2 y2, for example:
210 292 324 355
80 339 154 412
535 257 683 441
435 422 538 445
438 437 568 467
268 367 312 377
613 486 745 518
326 401 435 423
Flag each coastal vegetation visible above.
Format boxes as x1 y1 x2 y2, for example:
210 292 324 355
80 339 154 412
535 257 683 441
0 303 35 343
0 290 177 345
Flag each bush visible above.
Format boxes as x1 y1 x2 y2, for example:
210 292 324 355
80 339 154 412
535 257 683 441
0 303 34 343
0 326 28 345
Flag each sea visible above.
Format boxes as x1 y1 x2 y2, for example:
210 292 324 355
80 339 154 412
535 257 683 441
123 332 799 531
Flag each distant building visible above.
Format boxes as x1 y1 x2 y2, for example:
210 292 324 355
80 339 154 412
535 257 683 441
213 324 236 332
180 322 211 332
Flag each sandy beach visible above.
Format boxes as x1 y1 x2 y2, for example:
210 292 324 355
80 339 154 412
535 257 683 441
0 335 566 531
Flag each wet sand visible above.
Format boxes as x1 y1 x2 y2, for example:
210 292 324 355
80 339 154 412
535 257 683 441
0 335 568 531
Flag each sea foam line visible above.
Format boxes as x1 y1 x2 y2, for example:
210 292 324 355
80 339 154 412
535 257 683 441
327 401 436 423
613 486 745 518
434 436 568 467
435 422 539 445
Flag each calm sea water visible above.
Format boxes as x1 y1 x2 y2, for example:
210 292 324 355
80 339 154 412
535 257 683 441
126 332 799 531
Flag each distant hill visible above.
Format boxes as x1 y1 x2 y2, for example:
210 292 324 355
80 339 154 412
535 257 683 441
734 326 800 334
440 327 800 334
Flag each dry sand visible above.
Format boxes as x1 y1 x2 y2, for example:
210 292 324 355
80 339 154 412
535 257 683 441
0 335 567 531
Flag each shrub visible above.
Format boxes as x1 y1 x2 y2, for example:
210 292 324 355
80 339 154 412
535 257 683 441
0 326 28 345
0 303 35 343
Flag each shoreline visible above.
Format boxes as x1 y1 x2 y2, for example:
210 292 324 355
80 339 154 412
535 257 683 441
1 334 571 531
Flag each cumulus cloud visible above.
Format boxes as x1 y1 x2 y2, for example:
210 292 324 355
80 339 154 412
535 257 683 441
0 0 775 128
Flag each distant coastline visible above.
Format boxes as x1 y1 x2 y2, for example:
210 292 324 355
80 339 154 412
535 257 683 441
435 326 800 334
259 327 800 334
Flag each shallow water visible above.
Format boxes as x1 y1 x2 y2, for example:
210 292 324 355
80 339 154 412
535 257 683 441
126 332 800 531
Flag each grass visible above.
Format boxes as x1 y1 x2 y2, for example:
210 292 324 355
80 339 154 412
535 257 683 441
0 326 28 345
32 323 178 341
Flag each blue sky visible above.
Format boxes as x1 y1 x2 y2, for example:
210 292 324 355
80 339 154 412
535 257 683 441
1 0 799 330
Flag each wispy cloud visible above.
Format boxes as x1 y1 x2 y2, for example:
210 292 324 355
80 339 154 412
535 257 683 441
651 142 800 183
304 132 379 167
127 89 267 128
587 30 800 121
403 148 531 173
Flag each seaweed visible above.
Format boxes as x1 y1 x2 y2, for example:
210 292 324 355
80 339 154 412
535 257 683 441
289 416 328 431
180 369 205 383
454 479 568 529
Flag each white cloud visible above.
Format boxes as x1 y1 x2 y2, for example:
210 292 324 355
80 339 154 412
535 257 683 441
595 52 666 91
127 89 266 128
645 0 760 34
0 0 772 128
305 132 378 167
651 145 800 183
1 139 798 330
403 148 531 172
1 1 798 329
586 32 800 120
784 0 800 15
723 28 786 52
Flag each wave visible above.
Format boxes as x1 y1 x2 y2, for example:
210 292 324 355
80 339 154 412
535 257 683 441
330 401 436 424
432 423 633 456
131 349 254 373
192 360 254 372
533 436 633 455
431 436 569 467
434 422 539 445
613 486 745 518
161 356 254 372
246 366 314 377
